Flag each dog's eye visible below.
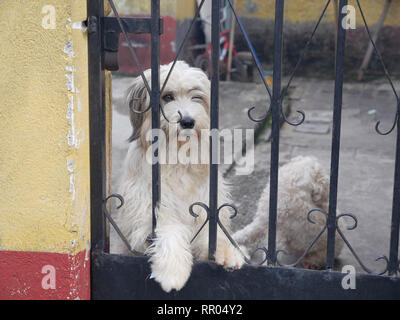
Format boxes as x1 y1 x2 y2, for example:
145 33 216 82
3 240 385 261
162 93 175 103
192 95 203 102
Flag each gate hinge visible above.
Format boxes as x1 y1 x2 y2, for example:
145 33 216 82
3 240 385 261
86 16 98 34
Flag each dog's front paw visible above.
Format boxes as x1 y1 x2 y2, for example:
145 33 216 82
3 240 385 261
215 243 246 270
152 271 190 293
150 259 192 293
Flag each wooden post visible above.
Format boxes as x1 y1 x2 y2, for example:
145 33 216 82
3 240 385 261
226 0 236 81
357 0 391 81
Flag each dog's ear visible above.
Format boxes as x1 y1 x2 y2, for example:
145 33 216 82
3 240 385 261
126 76 149 142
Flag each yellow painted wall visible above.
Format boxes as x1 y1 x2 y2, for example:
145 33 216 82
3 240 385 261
236 0 400 26
0 0 90 254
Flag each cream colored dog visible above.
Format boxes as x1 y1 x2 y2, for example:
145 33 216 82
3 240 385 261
110 61 244 292
234 156 344 268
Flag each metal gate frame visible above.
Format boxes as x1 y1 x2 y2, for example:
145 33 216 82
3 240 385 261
88 0 400 299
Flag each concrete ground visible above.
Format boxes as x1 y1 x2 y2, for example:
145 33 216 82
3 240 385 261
111 74 399 274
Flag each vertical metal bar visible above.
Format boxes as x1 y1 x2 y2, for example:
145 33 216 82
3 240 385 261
208 0 221 261
151 0 161 239
267 0 284 265
88 0 106 253
389 114 400 275
326 0 347 269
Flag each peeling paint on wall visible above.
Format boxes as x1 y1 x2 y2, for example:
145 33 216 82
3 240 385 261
63 39 75 58
72 21 87 32
65 66 75 93
67 160 75 173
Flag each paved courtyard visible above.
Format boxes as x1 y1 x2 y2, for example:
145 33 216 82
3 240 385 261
111 74 399 274
227 77 399 273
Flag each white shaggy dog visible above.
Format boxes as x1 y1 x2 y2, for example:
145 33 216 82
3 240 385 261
233 156 344 269
110 61 244 292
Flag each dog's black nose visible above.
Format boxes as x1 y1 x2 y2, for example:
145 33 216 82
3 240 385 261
180 117 195 129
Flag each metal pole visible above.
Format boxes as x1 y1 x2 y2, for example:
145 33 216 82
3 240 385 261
326 0 347 269
208 0 221 261
88 0 106 253
151 0 161 239
267 0 284 265
388 109 400 275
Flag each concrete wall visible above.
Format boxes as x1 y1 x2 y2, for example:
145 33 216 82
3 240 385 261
236 0 400 25
233 0 400 77
0 0 91 299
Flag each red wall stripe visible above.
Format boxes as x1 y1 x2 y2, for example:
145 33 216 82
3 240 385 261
0 250 90 300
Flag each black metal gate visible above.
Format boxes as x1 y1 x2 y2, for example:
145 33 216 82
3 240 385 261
88 0 400 299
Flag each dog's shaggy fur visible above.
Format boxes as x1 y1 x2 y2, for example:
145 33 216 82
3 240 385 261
110 61 244 292
233 156 344 268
